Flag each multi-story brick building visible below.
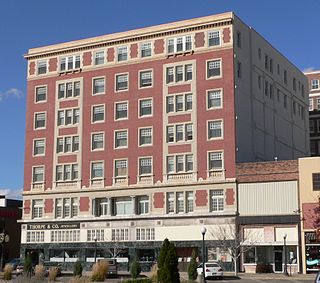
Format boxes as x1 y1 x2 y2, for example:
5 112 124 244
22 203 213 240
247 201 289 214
305 70 320 156
21 12 309 271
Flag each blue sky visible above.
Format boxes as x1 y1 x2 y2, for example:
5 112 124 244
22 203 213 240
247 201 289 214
0 0 319 199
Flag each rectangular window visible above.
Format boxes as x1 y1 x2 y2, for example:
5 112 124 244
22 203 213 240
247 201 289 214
140 70 152 88
139 128 152 146
167 192 175 213
176 66 183 82
208 90 222 109
34 139 45 156
32 200 43 218
93 198 109 217
138 196 149 215
116 74 128 91
117 46 128 62
91 162 103 179
94 50 105 65
139 158 152 175
92 105 105 122
167 156 174 173
176 125 184 142
317 98 320 110
115 102 128 120
166 67 174 84
186 154 193 172
176 155 184 172
92 133 104 150
167 35 192 54
211 190 224 211
37 61 47 75
57 108 80 126
207 60 221 78
60 55 80 71
237 61 241 78
166 123 193 143
176 192 184 213
93 78 105 95
208 120 223 139
311 79 320 90
139 99 152 117
115 130 128 148
313 173 320 191
35 86 47 102
185 64 193 81
209 151 223 171
284 70 287 84
58 81 81 99
35 113 46 129
141 42 152 58
208 30 220 46
185 94 192 110
33 166 44 183
186 124 193 141
136 228 155 241
73 136 79 152
186 191 194 213
166 154 193 174
115 160 128 177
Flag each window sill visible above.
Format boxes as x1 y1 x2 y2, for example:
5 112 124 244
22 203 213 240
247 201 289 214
59 68 82 75
166 50 194 58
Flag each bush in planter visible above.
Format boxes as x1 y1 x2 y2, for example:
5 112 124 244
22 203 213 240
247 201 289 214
187 250 198 281
4 264 13 280
73 260 83 277
130 259 141 279
91 260 109 282
123 279 152 283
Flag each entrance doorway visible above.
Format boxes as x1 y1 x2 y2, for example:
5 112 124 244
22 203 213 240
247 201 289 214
274 248 283 272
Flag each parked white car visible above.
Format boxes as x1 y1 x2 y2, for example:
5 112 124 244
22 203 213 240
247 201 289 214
197 262 223 280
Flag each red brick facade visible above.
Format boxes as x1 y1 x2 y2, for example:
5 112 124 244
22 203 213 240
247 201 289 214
195 190 208 206
153 192 164 209
44 198 53 213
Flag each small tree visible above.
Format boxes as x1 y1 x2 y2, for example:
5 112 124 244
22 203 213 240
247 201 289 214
73 260 83 277
187 250 198 281
130 259 141 279
24 255 33 277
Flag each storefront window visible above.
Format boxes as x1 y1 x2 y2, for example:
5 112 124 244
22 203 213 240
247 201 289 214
244 247 255 263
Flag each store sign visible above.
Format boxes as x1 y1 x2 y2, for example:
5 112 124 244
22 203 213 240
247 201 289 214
27 223 80 230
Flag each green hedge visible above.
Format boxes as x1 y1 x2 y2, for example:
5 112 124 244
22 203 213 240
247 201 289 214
122 279 152 283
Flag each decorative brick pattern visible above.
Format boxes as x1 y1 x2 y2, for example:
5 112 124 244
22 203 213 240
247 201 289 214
302 203 319 230
107 48 115 62
225 188 235 205
29 62 35 76
48 58 57 72
154 39 164 54
223 27 231 43
130 43 138 59
44 199 53 213
24 200 31 214
153 192 164 209
80 197 90 212
195 190 207 206
195 32 205 48
168 84 191 94
59 99 79 109
83 51 92 66
236 160 298 183
58 155 77 164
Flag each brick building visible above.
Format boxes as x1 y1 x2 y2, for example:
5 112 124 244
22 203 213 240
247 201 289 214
305 70 320 156
21 12 308 271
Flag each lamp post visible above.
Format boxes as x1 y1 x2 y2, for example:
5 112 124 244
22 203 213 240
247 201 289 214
283 233 288 276
200 226 207 283
94 235 97 263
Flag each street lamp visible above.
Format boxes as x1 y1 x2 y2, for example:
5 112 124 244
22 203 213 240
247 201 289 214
94 235 97 263
283 233 288 276
200 226 207 283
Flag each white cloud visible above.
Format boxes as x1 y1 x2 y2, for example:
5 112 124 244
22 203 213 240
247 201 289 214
0 188 23 200
0 88 23 102
303 67 318 73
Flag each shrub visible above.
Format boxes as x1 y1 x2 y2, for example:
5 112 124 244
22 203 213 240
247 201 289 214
48 266 58 281
73 260 83 277
130 259 141 279
187 250 198 280
68 275 91 283
91 260 109 282
123 279 152 283
4 264 13 280
24 255 33 277
149 263 158 283
34 264 45 279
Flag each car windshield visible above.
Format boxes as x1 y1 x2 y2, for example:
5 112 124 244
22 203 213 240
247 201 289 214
206 263 219 268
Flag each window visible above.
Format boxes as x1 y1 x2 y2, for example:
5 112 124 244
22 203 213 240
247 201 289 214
311 79 320 90
116 74 128 91
211 190 224 211
58 81 81 99
139 99 152 117
140 70 153 88
258 48 261 59
115 130 128 148
37 60 47 75
114 160 128 178
139 157 152 175
33 166 44 183
136 228 154 241
265 55 269 70
207 89 222 109
115 197 132 215
269 58 273 73
284 95 287 109
35 113 46 129
166 154 193 174
208 151 223 171
167 192 175 213
55 164 78 182
141 42 152 58
138 196 149 215
293 78 296 91
166 191 193 214
236 31 241 48
50 231 80 243
92 105 105 122
32 200 43 218
92 133 104 150
176 192 184 213
309 99 314 111
93 198 109 217
284 70 287 84
166 124 193 143
35 86 47 102
55 197 78 218
317 98 320 110
258 75 261 89
166 64 193 84
91 162 103 179
166 93 192 113
264 81 269 96
111 228 129 241
208 30 220 46
313 173 320 190
167 35 192 54
26 231 44 243
56 136 79 153
117 46 128 62
186 191 194 213
87 229 105 241
207 60 221 78
237 61 241 78
34 139 45 156
139 128 152 146
208 120 223 139
57 108 80 126
94 50 105 65
60 55 80 71
115 102 128 120
93 78 105 95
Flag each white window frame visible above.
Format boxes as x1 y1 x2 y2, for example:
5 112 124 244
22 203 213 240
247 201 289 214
115 73 129 92
207 89 223 110
311 79 320 90
92 104 105 123
91 161 104 180
207 30 221 47
206 59 222 79
94 50 105 65
114 129 128 149
208 120 223 140
115 101 128 120
139 127 153 146
59 55 81 72
139 69 153 88
208 151 224 172
117 46 128 62
34 112 46 130
138 157 153 176
114 159 128 179
211 190 224 212
32 166 44 183
37 60 47 75
35 85 47 103
33 138 45 156
139 98 153 117
140 42 152 58
92 77 105 95
167 35 193 54
91 132 105 151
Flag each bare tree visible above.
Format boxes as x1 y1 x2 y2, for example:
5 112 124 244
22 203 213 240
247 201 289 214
208 224 259 276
